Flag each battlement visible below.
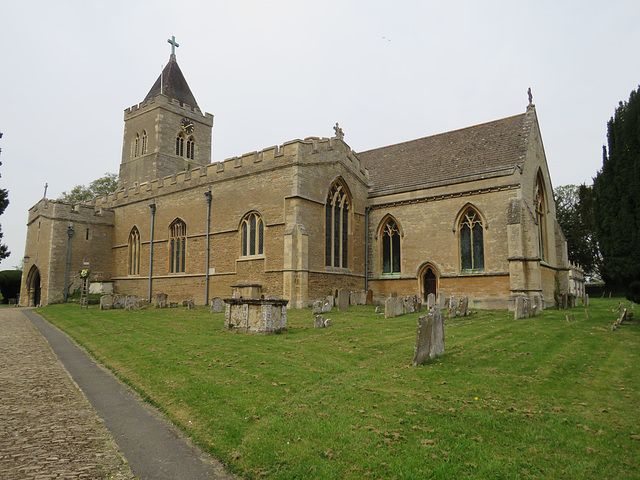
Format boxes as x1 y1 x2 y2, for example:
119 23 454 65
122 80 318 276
124 94 214 125
87 136 369 208
27 198 115 226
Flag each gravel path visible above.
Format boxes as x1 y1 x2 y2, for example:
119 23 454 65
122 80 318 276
0 308 135 479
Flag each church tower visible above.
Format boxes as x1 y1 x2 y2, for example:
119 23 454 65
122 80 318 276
119 41 214 188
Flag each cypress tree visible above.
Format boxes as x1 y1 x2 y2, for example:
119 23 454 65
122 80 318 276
593 87 640 297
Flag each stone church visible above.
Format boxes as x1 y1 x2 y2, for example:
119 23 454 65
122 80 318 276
20 51 572 310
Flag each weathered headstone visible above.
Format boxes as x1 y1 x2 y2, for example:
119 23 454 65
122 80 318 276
155 292 168 308
314 315 325 329
514 296 531 319
169 302 179 308
326 295 335 307
350 291 366 305
412 307 445 366
125 295 138 311
138 299 149 309
384 296 404 318
458 297 469 317
404 296 416 314
112 294 126 309
427 293 436 310
438 292 447 309
210 297 224 313
324 318 332 328
375 306 381 314
100 295 113 310
322 301 332 313
337 289 349 312
585 309 590 319
312 300 323 315
187 299 195 310
447 296 458 318
532 297 541 316
366 289 373 305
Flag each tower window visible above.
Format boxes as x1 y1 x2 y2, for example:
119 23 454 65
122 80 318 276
134 133 140 158
141 130 148 155
186 136 195 160
176 133 185 157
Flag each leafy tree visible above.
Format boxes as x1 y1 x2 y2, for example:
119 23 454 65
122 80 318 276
593 86 640 298
0 132 9 263
554 184 600 278
58 172 119 204
0 269 21 304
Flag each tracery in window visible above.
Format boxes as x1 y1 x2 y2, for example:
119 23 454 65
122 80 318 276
535 173 547 261
128 227 140 276
381 217 401 274
186 136 195 160
241 212 264 257
169 219 187 273
460 208 484 271
176 133 185 157
325 181 350 268
141 130 148 155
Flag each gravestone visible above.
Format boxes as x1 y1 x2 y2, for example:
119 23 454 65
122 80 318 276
366 290 373 305
337 289 349 312
514 296 530 319
427 293 436 310
404 296 416 314
532 297 541 316
322 301 332 313
100 295 113 310
170 302 179 308
326 295 335 307
312 300 323 315
585 309 590 319
155 292 168 308
375 306 381 314
412 307 445 366
138 299 149 309
350 291 366 305
447 296 458 318
314 315 325 329
210 297 224 313
458 297 469 317
187 299 195 310
324 318 332 328
438 292 447 309
384 296 404 318
113 295 126 310
124 295 138 311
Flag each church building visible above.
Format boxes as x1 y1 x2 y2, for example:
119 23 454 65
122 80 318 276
20 48 572 310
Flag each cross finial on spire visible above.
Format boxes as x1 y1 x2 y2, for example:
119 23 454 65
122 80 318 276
167 36 179 56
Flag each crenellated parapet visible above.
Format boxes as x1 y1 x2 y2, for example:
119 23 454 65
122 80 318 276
27 198 115 226
124 94 214 126
88 136 369 207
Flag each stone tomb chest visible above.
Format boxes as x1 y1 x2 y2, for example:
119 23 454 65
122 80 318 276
224 298 289 334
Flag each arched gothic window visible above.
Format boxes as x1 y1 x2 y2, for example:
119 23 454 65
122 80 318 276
128 227 140 276
460 208 484 271
141 130 148 155
176 133 185 157
186 136 195 160
134 133 140 158
381 217 401 274
325 181 350 268
535 173 547 262
241 212 264 257
169 219 187 273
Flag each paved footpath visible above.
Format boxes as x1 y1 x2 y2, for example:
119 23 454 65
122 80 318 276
1 309 234 480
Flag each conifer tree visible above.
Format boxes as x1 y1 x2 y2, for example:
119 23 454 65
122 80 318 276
593 86 640 297
0 132 9 262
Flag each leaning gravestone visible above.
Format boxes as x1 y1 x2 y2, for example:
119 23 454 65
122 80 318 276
100 295 113 310
438 292 447 309
375 306 381 314
210 297 224 313
384 296 404 318
124 295 138 311
427 293 436 310
413 307 445 366
155 292 168 308
447 296 458 318
458 297 469 317
337 289 349 312
324 318 332 328
326 295 335 307
312 300 323 315
314 315 325 329
322 301 332 313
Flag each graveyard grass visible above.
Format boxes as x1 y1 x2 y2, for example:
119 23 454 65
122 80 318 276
38 299 639 479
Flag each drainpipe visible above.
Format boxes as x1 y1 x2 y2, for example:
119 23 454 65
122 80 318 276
204 189 212 306
148 202 156 302
364 206 369 293
63 224 75 302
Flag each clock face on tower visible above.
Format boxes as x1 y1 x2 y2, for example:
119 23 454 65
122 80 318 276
181 118 195 134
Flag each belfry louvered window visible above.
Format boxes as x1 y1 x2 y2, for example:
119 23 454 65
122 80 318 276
460 208 484 271
325 181 350 268
176 133 185 157
186 136 195 160
169 219 187 273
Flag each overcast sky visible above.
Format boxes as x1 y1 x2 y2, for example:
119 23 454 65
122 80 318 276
1 1 639 270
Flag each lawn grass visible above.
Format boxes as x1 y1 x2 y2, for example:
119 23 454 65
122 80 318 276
38 298 640 479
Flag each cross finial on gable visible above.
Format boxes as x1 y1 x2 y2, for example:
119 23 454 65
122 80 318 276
333 122 344 140
527 87 533 107
168 36 180 56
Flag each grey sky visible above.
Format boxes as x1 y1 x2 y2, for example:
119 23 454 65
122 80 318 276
1 0 639 270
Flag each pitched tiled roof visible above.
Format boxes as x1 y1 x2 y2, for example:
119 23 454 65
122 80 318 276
144 55 199 109
357 110 534 194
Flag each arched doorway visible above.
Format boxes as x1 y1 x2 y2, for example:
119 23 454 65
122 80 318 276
418 263 439 301
26 266 41 307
